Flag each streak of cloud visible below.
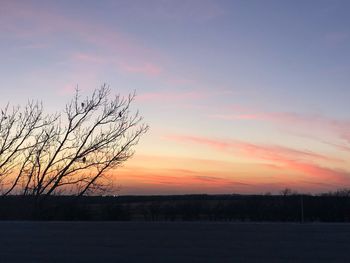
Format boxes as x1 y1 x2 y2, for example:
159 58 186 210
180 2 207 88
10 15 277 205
210 111 350 143
165 134 350 184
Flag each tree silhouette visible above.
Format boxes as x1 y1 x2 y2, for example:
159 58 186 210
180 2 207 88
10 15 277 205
0 102 56 194
280 188 298 196
1 85 148 196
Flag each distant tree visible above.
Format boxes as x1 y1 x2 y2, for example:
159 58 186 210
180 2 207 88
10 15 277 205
1 85 148 196
280 188 298 196
326 188 350 197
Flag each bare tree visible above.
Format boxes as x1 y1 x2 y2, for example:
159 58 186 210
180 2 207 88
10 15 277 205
0 102 56 194
1 85 148 196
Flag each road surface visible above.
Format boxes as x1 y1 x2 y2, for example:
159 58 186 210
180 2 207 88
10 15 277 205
0 222 349 262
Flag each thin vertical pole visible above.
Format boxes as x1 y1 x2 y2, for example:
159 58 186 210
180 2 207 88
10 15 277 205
300 195 304 223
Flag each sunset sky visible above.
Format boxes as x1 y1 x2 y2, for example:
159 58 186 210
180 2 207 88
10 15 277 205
1 0 350 194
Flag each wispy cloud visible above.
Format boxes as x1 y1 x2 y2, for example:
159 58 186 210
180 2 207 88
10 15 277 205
1 1 226 102
116 166 253 195
1 1 165 78
210 111 350 143
116 163 344 195
165 135 340 162
320 140 350 153
165 134 349 184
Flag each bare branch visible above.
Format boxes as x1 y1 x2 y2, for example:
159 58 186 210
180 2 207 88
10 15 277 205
0 84 148 196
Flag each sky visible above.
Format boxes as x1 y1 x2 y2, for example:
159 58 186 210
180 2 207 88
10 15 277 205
1 0 350 195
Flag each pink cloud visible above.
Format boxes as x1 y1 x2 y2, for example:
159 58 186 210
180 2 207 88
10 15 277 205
116 166 254 195
133 172 249 187
117 163 346 195
166 134 342 163
115 154 347 195
165 134 349 184
2 1 165 76
282 159 349 183
211 111 350 143
2 1 226 97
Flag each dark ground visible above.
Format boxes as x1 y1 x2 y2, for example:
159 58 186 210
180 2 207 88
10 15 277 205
2 195 350 221
0 222 350 262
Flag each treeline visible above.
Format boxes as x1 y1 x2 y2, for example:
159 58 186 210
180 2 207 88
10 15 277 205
1 193 350 222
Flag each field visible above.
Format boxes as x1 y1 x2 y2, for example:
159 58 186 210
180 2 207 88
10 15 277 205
0 222 350 262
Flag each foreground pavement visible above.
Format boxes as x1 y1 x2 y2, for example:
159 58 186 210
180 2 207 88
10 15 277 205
0 221 349 262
